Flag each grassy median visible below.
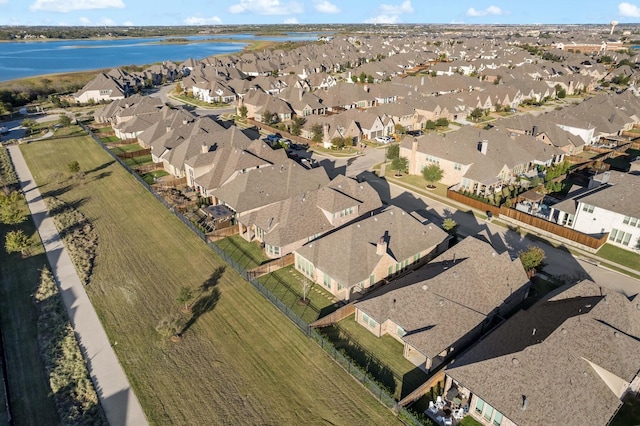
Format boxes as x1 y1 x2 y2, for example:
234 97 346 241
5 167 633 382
20 135 398 425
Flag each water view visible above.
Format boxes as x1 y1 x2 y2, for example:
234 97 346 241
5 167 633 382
0 33 321 82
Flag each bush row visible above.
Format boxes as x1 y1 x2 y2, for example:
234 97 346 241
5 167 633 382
46 197 98 285
34 267 107 426
0 146 18 190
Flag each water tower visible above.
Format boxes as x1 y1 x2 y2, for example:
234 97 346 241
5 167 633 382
610 20 618 35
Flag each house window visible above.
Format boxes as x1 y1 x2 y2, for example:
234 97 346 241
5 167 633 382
370 275 375 286
362 312 377 328
337 282 345 291
413 254 420 265
388 266 393 276
493 412 503 426
610 229 631 245
397 326 406 337
454 163 462 171
582 204 594 213
323 274 331 289
484 404 494 421
475 398 484 414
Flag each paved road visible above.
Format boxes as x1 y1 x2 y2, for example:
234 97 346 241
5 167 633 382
8 145 148 426
353 162 640 297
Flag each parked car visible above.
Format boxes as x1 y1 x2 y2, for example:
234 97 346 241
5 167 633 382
265 133 281 143
0 126 8 135
407 130 423 136
375 136 394 144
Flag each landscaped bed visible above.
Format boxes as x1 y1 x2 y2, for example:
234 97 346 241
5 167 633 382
19 135 399 425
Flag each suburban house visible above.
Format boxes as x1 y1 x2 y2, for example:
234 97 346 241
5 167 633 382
237 175 383 258
353 236 530 373
549 171 640 251
444 280 640 426
74 71 130 103
209 159 330 219
400 126 564 195
498 115 586 155
293 206 450 301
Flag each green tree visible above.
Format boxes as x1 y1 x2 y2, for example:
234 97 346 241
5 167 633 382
518 246 545 277
386 144 400 160
21 118 37 136
442 218 458 234
57 114 72 127
290 116 306 136
5 229 30 256
391 156 408 176
331 136 346 149
311 124 323 145
262 110 274 125
470 107 484 121
176 286 194 312
238 105 248 120
0 191 28 226
351 75 358 83
359 72 367 83
394 123 406 136
425 120 437 130
435 118 449 127
67 160 80 174
422 164 443 188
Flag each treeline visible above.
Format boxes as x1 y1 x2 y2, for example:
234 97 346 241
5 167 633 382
0 70 101 115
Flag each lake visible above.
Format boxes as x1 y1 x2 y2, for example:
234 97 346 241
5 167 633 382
0 33 321 82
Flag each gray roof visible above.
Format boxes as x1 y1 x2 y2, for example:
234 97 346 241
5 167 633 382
446 280 640 426
295 206 449 286
211 160 329 214
578 171 640 218
355 236 529 358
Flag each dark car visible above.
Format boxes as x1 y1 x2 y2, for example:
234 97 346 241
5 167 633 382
407 130 423 136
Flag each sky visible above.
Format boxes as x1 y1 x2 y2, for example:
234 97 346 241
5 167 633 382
1 0 639 27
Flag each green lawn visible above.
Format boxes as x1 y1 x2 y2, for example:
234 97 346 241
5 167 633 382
258 265 341 323
214 234 270 270
459 416 484 426
0 216 59 424
597 243 640 272
20 135 398 425
123 154 153 167
100 135 121 143
385 171 449 198
141 169 169 185
109 143 146 155
322 314 428 401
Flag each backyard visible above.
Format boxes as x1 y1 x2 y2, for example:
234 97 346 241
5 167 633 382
19 135 399 425
320 314 429 401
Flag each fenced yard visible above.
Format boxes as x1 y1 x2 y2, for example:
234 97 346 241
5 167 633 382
319 314 429 401
214 235 270 270
258 266 342 323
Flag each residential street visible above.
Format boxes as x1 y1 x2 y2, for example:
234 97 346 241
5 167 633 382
334 147 640 297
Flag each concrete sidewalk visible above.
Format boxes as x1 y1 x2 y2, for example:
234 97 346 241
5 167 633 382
8 145 148 426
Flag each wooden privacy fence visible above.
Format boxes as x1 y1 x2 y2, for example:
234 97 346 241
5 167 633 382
116 148 151 159
447 189 500 216
205 224 239 242
499 206 608 249
311 303 355 328
246 253 294 280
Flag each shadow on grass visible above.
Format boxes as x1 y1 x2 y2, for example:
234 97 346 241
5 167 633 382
48 197 89 217
84 160 115 175
41 185 72 199
180 267 225 335
319 326 397 397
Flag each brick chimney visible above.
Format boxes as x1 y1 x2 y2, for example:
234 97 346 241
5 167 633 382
376 234 388 256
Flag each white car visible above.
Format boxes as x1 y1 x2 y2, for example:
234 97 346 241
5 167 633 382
375 136 394 144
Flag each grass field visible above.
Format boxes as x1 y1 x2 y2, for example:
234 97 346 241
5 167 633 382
0 212 59 424
109 143 146 155
597 243 640 272
20 135 399 425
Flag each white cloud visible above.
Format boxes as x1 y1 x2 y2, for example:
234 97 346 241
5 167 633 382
0 0 8 4
123 20 133 26
619 2 640 17
315 0 339 14
228 0 303 15
30 0 125 12
365 14 400 24
79 16 90 24
184 15 222 25
466 5 504 17
76 16 115 25
379 0 413 14
284 17 299 23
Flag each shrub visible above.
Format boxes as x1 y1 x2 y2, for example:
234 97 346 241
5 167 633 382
35 267 107 425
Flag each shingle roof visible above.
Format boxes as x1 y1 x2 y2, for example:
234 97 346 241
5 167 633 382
355 236 529 358
446 280 640 426
295 206 449 286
